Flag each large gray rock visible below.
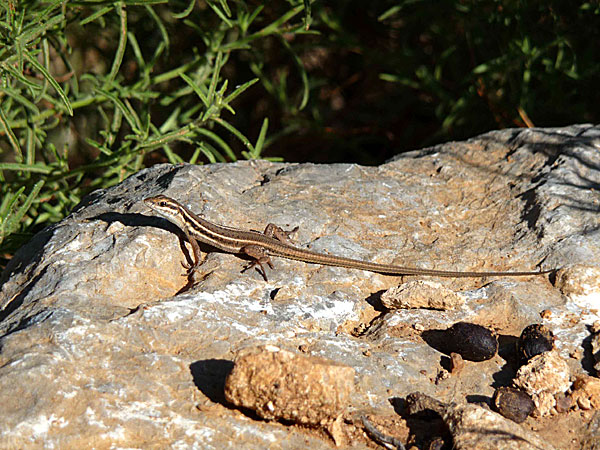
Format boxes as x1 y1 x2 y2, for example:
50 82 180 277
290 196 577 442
1 125 599 449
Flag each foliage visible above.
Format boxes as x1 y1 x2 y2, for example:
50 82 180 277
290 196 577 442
0 0 310 263
258 0 599 162
375 0 600 142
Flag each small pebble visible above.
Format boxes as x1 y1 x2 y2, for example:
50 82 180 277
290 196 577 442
554 393 573 413
517 324 554 363
492 387 535 423
443 322 498 362
450 352 465 375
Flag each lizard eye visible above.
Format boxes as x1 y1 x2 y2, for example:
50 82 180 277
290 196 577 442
158 201 168 207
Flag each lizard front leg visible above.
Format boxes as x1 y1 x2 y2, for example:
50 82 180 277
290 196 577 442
180 228 203 275
241 244 274 281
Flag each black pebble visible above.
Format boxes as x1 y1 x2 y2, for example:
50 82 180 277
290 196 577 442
493 386 535 423
517 324 554 363
444 322 498 362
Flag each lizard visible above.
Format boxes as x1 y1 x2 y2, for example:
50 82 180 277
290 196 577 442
143 194 551 281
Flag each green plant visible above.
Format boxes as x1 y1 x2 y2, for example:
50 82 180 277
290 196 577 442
244 1 599 163
0 0 311 266
377 1 600 141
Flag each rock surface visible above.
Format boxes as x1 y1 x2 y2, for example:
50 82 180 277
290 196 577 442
1 125 600 449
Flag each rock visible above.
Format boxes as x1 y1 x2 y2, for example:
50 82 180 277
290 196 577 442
590 323 600 376
444 403 554 450
449 352 464 375
1 125 599 448
492 386 535 423
570 375 600 411
513 350 571 416
442 322 498 362
405 392 554 450
380 280 465 310
517 324 555 363
555 265 600 297
554 391 574 412
224 345 355 426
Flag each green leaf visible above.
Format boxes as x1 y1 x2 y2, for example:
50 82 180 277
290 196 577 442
17 12 64 47
472 63 490 74
172 0 196 19
378 6 402 21
0 105 23 162
0 188 25 224
139 124 194 149
195 142 218 164
207 51 223 106
221 4 304 51
0 181 44 242
11 180 44 228
127 31 146 73
214 117 254 157
223 78 259 104
145 4 169 50
0 162 53 174
23 52 73 115
216 0 231 17
105 2 128 85
0 62 41 89
207 2 232 27
79 6 113 26
95 88 142 134
303 0 312 30
180 73 209 107
195 127 236 161
253 117 269 158
279 36 309 110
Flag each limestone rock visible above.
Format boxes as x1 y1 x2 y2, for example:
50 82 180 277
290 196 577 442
591 324 600 375
571 375 600 411
555 265 600 297
445 403 554 450
513 350 571 416
1 125 599 448
380 280 465 310
224 345 355 426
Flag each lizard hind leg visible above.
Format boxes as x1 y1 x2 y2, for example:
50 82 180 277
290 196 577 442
263 223 299 245
241 244 275 281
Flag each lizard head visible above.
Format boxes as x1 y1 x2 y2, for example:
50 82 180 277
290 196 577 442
144 195 188 228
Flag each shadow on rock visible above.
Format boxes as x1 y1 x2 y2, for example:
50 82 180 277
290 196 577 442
389 396 451 449
492 334 520 388
421 329 449 355
190 359 234 405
